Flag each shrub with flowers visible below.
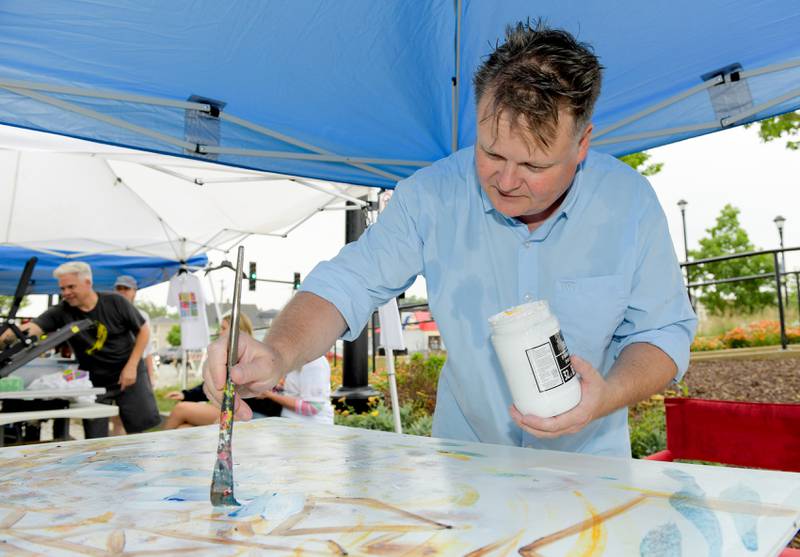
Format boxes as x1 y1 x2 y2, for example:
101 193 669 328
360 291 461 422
690 336 726 352
691 319 800 351
721 326 749 348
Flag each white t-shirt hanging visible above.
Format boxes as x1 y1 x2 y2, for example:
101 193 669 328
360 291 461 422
167 273 210 350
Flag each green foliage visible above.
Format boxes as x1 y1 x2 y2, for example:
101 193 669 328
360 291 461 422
688 204 775 315
166 324 182 347
618 151 664 176
334 399 432 436
751 111 800 150
401 294 428 306
0 295 29 315
153 384 183 413
136 300 177 319
629 402 666 459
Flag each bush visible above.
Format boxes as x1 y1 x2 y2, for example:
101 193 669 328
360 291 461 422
629 384 687 459
721 326 748 348
629 400 666 459
690 336 726 351
334 398 432 436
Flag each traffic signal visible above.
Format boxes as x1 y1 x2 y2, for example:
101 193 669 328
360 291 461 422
293 272 301 290
249 262 257 291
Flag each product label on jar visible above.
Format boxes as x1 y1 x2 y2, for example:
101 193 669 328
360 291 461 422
525 331 576 392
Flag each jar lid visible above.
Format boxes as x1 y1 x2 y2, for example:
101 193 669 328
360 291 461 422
488 300 551 329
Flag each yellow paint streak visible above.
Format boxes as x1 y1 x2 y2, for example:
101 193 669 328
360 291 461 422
437 450 471 461
454 484 480 507
47 511 114 531
565 491 606 557
615 484 796 516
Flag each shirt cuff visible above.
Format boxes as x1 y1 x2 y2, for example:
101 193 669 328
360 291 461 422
614 322 694 382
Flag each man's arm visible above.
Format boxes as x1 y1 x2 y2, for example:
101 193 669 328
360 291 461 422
119 323 149 389
0 321 43 346
512 343 675 438
203 292 344 418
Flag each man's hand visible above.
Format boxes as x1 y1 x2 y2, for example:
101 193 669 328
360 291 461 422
510 355 610 439
202 332 286 421
118 363 138 390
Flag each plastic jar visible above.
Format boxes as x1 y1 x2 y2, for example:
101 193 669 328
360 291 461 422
488 300 581 417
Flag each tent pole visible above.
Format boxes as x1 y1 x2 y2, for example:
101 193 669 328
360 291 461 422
451 0 462 154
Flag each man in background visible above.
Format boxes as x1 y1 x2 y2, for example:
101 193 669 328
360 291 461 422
1 262 160 438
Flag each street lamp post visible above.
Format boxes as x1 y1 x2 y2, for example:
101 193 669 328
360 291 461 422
774 215 788 319
677 199 692 307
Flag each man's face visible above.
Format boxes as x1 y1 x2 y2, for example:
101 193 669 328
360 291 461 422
114 285 136 303
58 273 94 306
474 97 591 228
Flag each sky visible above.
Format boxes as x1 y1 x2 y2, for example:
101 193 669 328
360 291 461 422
38 122 800 315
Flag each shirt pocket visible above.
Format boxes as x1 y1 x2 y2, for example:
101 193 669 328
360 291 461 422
550 274 628 362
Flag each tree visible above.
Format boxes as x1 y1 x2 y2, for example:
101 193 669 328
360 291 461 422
752 111 800 150
167 324 181 347
688 204 775 315
0 295 29 315
618 152 663 176
135 300 177 319
402 294 427 306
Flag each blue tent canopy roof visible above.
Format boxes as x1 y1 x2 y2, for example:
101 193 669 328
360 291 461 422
0 1 798 189
0 247 207 296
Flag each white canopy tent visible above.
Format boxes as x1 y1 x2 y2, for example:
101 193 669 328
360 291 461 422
0 125 373 264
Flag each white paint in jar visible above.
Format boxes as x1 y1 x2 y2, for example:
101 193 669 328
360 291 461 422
488 300 581 418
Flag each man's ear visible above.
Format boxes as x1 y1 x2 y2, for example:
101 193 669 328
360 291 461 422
577 123 592 163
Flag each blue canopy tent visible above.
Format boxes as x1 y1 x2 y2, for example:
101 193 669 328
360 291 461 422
0 1 798 190
0 247 207 295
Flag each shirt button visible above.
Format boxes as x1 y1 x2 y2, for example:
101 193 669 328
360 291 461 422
523 240 532 248
523 292 534 302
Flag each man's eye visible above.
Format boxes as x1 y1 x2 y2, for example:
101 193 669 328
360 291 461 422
486 152 503 160
525 164 544 171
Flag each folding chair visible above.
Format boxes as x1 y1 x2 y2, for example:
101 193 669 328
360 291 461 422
646 397 800 556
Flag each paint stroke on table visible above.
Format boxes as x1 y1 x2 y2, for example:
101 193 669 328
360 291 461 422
0 419 798 556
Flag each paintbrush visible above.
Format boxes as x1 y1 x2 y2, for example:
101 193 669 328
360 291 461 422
210 245 245 507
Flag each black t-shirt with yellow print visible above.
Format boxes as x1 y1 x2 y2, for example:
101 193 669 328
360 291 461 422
34 292 145 387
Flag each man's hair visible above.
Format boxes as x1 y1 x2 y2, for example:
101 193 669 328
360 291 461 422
473 19 603 148
53 261 93 283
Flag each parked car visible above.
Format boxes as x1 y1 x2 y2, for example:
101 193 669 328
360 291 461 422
158 346 183 365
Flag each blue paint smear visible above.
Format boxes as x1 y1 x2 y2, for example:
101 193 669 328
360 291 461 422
665 469 723 557
60 452 96 466
640 521 681 556
95 461 144 474
164 486 209 502
229 492 305 520
721 484 760 551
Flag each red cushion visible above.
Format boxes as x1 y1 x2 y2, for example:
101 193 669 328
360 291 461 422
663 398 800 472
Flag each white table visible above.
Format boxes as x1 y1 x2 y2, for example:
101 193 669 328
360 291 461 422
0 387 106 400
0 418 797 555
0 400 117 426
0 388 115 445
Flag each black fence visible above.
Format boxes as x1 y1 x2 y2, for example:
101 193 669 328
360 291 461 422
681 246 800 350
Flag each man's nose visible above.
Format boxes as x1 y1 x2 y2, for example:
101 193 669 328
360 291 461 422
496 162 520 193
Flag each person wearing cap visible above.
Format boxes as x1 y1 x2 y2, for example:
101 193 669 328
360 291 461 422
114 275 155 385
1 262 161 438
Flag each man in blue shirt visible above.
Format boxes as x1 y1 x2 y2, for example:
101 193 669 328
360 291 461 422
205 21 696 456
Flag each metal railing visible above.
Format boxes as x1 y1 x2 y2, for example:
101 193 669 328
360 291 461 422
681 245 800 349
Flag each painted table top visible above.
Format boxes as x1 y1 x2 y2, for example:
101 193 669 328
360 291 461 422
0 418 798 556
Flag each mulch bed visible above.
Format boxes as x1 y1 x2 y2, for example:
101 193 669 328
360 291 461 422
682 356 800 403
679 354 800 549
